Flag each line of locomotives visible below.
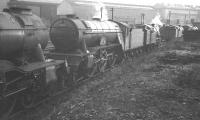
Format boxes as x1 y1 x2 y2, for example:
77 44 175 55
0 6 169 119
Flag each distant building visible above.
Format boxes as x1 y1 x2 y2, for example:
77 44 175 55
157 8 200 25
62 0 157 25
0 0 62 26
1 0 200 26
64 0 200 25
154 3 200 25
0 0 9 11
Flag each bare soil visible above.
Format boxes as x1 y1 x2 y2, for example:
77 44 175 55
13 39 200 120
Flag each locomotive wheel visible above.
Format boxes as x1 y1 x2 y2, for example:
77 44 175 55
108 54 117 67
98 50 108 72
124 52 130 59
98 59 107 72
21 91 36 109
0 96 16 119
125 52 129 59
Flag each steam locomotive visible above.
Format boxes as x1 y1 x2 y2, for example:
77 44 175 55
46 17 124 81
0 7 69 119
0 6 161 119
45 16 161 81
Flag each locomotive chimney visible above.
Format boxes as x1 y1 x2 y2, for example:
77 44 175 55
92 0 108 21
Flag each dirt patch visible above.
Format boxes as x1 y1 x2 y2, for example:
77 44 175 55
13 40 200 120
44 41 200 120
158 50 200 65
173 64 200 90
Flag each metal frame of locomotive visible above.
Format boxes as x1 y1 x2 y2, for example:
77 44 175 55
0 7 68 119
46 17 124 81
45 16 161 82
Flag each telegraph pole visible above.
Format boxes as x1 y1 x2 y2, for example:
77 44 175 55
184 14 187 24
101 7 103 19
141 13 145 24
110 8 114 20
169 11 171 24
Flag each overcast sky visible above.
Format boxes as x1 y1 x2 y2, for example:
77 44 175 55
15 0 200 6
83 0 200 6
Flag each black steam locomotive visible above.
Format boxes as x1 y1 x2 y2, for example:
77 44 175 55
0 7 68 119
46 17 161 81
0 5 162 119
46 17 124 81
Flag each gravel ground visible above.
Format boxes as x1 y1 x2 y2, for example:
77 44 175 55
13 39 200 120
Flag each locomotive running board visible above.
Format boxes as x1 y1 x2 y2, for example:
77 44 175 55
18 60 64 72
45 51 90 66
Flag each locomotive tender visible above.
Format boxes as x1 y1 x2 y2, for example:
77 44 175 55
0 7 68 119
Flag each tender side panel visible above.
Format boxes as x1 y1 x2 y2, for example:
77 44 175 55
130 28 144 49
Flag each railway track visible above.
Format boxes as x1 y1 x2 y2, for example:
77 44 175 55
8 65 116 120
8 43 163 120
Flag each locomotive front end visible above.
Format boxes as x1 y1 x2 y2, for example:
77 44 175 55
0 7 69 119
48 17 124 79
0 7 49 62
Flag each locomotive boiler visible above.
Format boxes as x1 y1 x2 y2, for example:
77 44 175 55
46 17 124 80
0 7 68 119
50 18 123 51
0 7 49 62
